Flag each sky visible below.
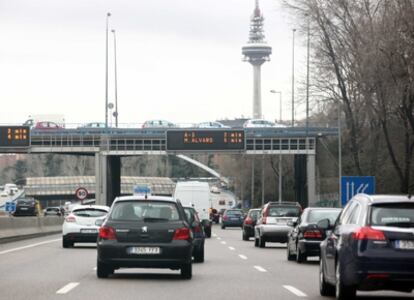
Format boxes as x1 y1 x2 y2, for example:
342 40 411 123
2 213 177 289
0 0 307 127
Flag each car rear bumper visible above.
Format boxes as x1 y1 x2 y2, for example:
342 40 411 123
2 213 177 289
259 225 291 242
298 239 321 256
97 240 193 268
243 225 255 237
222 221 243 227
63 232 98 243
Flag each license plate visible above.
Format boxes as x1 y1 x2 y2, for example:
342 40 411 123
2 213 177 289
395 240 414 250
80 229 97 234
20 208 28 210
127 247 161 255
231 218 239 221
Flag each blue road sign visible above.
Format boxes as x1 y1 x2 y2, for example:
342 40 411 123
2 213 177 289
133 185 152 196
341 176 375 206
5 201 16 213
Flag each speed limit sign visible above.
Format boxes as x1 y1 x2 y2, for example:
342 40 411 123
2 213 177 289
75 187 88 201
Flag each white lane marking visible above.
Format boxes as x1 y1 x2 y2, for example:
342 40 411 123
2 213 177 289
221 241 226 245
228 246 235 251
283 285 307 297
217 237 221 240
212 233 217 237
239 254 248 260
254 265 267 272
56 282 80 294
0 238 61 255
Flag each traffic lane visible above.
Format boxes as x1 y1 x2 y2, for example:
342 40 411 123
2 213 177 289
57 232 299 300
0 234 98 300
214 226 414 299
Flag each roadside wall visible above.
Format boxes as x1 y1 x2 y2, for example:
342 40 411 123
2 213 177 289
0 217 63 241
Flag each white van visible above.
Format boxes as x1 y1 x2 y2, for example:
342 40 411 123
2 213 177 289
173 181 212 237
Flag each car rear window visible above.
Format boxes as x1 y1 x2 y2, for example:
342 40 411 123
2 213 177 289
370 203 414 227
249 210 260 220
226 210 243 216
268 206 300 217
110 201 180 222
72 208 108 217
307 209 340 224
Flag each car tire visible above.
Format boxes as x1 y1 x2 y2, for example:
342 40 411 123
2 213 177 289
221 225 225 229
242 230 249 241
97 261 114 279
181 263 192 279
254 237 259 247
204 226 211 238
62 237 73 248
194 245 205 263
319 259 335 296
296 246 306 263
287 244 295 261
259 235 266 248
335 261 356 300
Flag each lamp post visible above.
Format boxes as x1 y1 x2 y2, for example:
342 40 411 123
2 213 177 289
111 29 118 128
291 28 296 127
105 12 111 128
305 17 310 136
269 90 283 203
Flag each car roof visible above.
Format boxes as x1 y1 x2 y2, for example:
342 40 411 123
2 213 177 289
71 204 110 211
113 195 176 204
354 193 413 205
304 207 342 211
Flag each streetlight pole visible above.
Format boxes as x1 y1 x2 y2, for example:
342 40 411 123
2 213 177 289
270 90 283 203
111 29 118 128
105 12 111 128
305 17 310 136
291 28 296 127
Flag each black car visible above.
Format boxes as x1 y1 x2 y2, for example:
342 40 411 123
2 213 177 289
12 198 37 216
286 207 341 262
221 209 244 229
319 194 414 300
96 195 193 279
44 207 62 216
242 208 261 241
184 206 205 262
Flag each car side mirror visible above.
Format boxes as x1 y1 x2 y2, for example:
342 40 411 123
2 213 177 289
317 218 331 230
95 219 104 227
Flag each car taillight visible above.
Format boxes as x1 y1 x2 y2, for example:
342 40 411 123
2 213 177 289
99 226 117 240
173 227 191 240
303 229 322 238
244 217 253 225
65 214 76 223
352 226 386 241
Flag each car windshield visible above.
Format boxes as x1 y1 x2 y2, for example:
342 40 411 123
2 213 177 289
370 203 414 227
307 209 340 224
268 206 300 217
72 208 108 218
110 201 180 222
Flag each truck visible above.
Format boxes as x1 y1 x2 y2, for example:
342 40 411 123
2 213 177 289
23 114 65 128
173 181 212 238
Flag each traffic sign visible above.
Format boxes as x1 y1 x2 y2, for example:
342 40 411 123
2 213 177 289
341 176 375 206
75 187 88 201
133 185 152 196
5 201 16 213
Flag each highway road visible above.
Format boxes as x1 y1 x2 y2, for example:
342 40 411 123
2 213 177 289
0 225 413 300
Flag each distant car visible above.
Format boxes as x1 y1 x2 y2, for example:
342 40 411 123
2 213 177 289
62 205 110 248
210 186 220 194
286 207 341 263
197 121 230 129
183 206 205 263
254 201 302 248
44 207 63 216
96 195 193 279
33 121 63 130
221 209 244 229
319 194 414 300
12 198 38 216
242 208 261 240
243 119 287 128
78 122 106 129
142 120 175 128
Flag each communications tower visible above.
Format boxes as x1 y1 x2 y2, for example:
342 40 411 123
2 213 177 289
242 0 272 119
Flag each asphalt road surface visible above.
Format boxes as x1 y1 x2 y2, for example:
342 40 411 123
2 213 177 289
0 225 413 300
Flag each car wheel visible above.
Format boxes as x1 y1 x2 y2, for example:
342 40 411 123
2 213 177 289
221 225 225 229
296 246 306 263
242 230 249 241
259 235 266 248
335 261 356 300
194 245 204 263
254 236 259 247
204 227 211 238
287 244 295 261
319 259 335 296
62 237 73 248
181 263 192 279
97 260 113 278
